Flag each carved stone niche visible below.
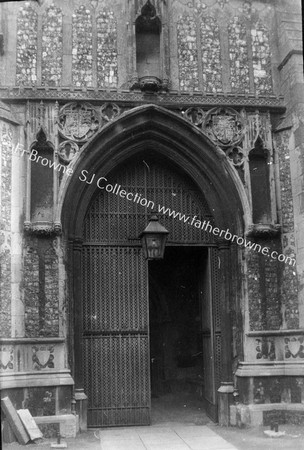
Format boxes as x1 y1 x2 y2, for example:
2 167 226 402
131 0 169 93
24 127 62 237
203 107 245 148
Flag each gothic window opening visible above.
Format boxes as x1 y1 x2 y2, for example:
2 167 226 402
249 137 271 223
30 128 54 224
135 1 161 80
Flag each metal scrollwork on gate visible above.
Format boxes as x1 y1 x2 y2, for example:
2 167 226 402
58 102 100 142
203 107 244 148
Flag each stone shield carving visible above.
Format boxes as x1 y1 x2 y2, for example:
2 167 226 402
285 337 304 359
203 107 244 147
58 102 100 142
32 345 55 369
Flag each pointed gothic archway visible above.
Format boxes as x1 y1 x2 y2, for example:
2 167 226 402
58 104 249 427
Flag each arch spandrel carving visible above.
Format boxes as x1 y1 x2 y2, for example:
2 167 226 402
57 104 250 239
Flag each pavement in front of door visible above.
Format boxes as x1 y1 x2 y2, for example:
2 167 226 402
3 422 304 450
3 394 304 449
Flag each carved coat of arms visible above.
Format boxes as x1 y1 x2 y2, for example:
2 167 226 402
203 107 244 147
58 102 100 142
32 345 55 370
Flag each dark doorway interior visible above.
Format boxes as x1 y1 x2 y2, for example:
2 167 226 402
149 246 209 423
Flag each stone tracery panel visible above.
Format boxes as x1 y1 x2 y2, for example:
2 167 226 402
200 16 222 93
72 6 93 87
177 14 199 91
16 4 38 85
42 4 63 87
228 16 250 93
97 10 118 88
251 21 273 94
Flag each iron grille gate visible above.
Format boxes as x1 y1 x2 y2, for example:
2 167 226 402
81 157 222 427
82 246 150 427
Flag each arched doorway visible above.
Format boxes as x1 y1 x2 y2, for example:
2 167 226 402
81 155 221 427
59 104 247 429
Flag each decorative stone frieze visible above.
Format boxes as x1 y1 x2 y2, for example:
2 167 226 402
0 87 286 109
245 332 304 362
0 338 66 374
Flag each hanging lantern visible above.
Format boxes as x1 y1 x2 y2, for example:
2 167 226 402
140 214 169 260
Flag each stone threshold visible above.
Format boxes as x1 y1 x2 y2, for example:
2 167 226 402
236 361 304 377
247 329 304 337
0 337 65 344
0 370 74 389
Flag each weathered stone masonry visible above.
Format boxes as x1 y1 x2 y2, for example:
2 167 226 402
0 121 12 337
0 0 303 432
